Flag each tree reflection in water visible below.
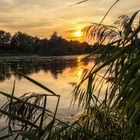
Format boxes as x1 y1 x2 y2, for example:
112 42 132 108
0 56 93 81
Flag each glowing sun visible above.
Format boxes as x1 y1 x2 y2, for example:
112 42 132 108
74 30 83 37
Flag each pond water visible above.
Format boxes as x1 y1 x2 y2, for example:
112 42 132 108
0 55 95 118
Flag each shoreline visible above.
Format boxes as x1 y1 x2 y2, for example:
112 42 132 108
0 54 90 61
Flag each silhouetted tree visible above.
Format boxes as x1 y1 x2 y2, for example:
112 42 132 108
0 30 11 52
38 39 50 55
0 29 94 55
10 32 35 53
0 30 11 46
32 36 40 54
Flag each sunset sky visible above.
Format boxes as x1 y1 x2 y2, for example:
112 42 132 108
0 0 139 40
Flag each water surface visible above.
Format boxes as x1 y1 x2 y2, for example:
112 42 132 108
0 55 94 117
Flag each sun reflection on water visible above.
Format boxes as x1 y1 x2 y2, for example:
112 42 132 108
77 68 83 79
76 55 83 63
71 55 91 81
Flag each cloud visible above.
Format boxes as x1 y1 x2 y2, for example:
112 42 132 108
69 0 89 7
0 0 139 39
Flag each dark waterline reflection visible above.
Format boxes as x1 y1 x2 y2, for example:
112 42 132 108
0 55 93 82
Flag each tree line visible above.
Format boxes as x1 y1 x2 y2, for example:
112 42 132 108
0 30 94 56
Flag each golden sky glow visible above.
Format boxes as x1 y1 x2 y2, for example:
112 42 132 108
0 0 139 41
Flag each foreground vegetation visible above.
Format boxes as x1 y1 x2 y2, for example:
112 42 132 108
0 2 140 140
